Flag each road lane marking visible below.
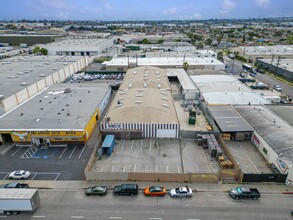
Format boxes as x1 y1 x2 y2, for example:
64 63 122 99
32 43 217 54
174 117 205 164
11 147 22 156
33 216 46 218
31 172 38 180
78 145 86 159
187 219 200 220
2 173 9 180
109 217 122 219
71 216 84 219
148 218 162 220
0 216 7 218
131 140 134 151
59 147 67 159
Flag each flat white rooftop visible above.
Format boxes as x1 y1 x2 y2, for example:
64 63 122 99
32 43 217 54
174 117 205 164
241 45 293 56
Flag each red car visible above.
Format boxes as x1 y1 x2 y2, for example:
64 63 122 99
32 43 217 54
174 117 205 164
144 186 166 196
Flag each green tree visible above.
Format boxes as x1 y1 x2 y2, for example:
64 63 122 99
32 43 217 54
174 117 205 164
217 51 223 62
205 38 212 45
288 34 293 45
158 39 164 44
183 61 189 71
141 38 151 44
40 48 48 55
197 42 204 49
33 46 41 54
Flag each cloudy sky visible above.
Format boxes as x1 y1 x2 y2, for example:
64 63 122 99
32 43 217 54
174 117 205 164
1 0 293 20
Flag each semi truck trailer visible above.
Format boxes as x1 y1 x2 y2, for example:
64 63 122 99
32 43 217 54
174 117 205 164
0 188 40 215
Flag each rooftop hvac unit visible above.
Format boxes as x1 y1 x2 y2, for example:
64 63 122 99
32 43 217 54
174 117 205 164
39 74 45 77
158 83 161 89
144 83 147 88
20 82 27 86
128 83 132 89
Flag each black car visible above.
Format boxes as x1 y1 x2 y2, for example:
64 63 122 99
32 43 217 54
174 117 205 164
113 184 138 196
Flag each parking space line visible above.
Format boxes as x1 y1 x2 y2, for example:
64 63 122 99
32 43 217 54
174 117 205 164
109 217 122 219
122 165 125 172
31 173 38 180
166 165 169 173
156 165 157 173
112 165 115 172
59 147 67 159
150 140 152 151
133 165 136 172
233 154 243 160
177 165 181 173
33 216 46 218
121 140 125 151
141 139 143 146
144 165 147 172
131 140 134 151
71 216 84 219
69 146 77 159
11 147 22 156
78 145 86 159
100 166 103 172
2 173 9 180
54 173 60 181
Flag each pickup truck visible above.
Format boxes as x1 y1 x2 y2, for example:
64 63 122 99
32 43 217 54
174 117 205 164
0 182 29 188
229 187 260 200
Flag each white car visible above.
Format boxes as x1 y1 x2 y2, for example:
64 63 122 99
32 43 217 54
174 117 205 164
169 187 193 198
273 85 282 92
9 170 30 179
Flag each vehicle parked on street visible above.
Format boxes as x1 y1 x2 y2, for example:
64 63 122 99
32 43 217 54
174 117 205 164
0 188 40 215
229 187 261 200
9 170 30 179
0 182 29 188
169 187 193 198
113 184 138 196
85 185 107 196
273 85 282 92
144 186 166 196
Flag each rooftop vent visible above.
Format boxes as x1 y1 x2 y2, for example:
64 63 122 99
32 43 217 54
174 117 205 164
135 100 143 104
64 88 71 93
162 104 170 108
39 74 45 77
144 83 147 88
20 82 27 86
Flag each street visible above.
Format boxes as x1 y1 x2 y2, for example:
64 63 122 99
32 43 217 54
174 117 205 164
3 189 293 220
223 55 293 98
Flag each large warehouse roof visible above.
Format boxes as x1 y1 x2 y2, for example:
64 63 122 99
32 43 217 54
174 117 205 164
39 38 114 52
0 55 83 99
103 57 225 69
241 45 293 56
208 106 253 132
0 83 110 130
258 58 293 72
234 105 293 164
104 66 178 124
191 75 270 105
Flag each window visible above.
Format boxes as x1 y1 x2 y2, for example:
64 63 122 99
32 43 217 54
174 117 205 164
55 138 62 140
263 147 268 155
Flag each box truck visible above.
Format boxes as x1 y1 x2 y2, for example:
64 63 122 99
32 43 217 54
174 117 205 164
0 188 40 215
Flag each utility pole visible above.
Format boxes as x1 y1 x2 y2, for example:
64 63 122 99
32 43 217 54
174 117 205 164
231 58 235 75
275 56 280 76
271 54 275 65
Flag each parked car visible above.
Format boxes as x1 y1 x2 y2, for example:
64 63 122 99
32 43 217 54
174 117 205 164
9 170 30 179
0 182 29 188
228 54 235 59
239 73 245 78
250 73 256 77
85 185 107 196
169 187 193 198
255 68 265 74
229 187 261 200
113 184 138 196
144 186 166 196
273 85 282 92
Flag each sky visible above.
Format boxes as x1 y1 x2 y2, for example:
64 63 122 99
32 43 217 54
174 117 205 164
0 0 293 21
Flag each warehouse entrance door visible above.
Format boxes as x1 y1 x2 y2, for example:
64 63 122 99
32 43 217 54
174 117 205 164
1 133 13 144
157 129 177 138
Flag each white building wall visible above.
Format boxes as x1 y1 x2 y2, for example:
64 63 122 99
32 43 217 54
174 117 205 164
52 72 60 84
58 70 66 82
26 84 38 98
15 88 29 104
98 87 111 115
2 95 18 112
45 75 54 87
37 79 47 91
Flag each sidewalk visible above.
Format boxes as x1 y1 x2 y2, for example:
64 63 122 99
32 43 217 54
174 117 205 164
1 180 291 194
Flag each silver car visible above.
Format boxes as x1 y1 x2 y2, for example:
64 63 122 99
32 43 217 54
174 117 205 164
169 187 193 198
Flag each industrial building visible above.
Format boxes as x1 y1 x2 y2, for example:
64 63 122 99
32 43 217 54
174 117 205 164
234 105 293 185
190 75 271 106
237 45 293 63
0 83 111 145
102 57 225 72
38 38 114 56
0 55 91 114
130 36 191 44
206 106 253 141
166 69 198 100
100 66 180 139
256 58 293 81
145 50 216 58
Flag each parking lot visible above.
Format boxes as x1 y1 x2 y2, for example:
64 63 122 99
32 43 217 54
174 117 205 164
0 144 94 180
225 141 271 174
94 139 219 174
